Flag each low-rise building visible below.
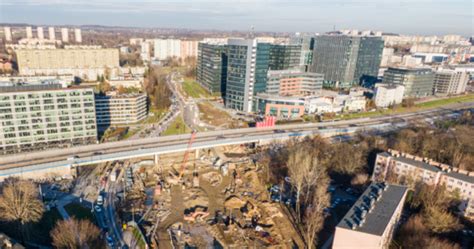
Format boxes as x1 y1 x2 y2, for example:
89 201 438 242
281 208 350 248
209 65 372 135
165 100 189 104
95 93 147 126
372 150 474 218
382 67 434 98
433 68 469 95
266 70 323 96
373 84 405 108
0 84 97 154
254 94 306 118
333 182 408 249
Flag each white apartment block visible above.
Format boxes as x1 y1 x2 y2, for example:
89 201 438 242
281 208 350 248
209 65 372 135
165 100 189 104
15 48 120 80
26 26 33 39
74 28 82 43
37 27 44 40
95 93 147 126
61 28 69 42
180 40 199 60
0 84 97 154
372 150 474 219
48 27 56 41
154 39 181 60
4 27 12 41
333 183 408 249
373 83 405 108
434 69 469 95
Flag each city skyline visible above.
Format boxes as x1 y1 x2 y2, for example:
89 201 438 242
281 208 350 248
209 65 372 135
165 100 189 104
0 0 471 36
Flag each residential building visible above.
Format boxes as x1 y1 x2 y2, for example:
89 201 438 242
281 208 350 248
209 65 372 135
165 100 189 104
373 83 405 108
310 35 383 88
254 94 306 118
333 182 408 249
26 26 33 39
61 28 68 42
74 28 82 43
154 39 181 60
140 42 151 62
382 67 435 98
180 40 199 61
196 42 228 96
433 69 469 95
37 27 44 40
95 93 147 126
15 48 120 80
372 150 474 218
0 84 97 154
225 39 270 112
4 27 12 42
266 70 323 96
48 27 55 41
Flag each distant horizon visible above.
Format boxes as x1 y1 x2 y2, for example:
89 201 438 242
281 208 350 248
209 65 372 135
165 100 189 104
0 22 471 38
0 0 472 37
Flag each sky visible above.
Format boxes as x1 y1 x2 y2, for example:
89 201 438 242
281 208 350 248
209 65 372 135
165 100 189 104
0 0 472 36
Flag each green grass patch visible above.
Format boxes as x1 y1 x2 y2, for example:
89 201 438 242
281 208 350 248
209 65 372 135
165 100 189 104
182 78 211 98
64 203 94 222
162 115 191 136
338 94 474 120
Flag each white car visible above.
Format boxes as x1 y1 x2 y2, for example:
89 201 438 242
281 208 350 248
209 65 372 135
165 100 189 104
94 205 102 213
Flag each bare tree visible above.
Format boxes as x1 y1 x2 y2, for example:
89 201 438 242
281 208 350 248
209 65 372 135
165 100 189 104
286 145 312 222
302 174 330 249
0 179 44 242
51 218 102 249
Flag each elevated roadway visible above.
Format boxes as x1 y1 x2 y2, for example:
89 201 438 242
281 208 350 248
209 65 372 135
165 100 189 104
0 101 472 179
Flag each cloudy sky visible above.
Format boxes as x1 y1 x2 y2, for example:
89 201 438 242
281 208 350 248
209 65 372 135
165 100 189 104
0 0 472 36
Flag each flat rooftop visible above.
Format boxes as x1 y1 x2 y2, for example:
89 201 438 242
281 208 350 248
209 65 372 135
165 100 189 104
337 183 408 236
392 156 442 173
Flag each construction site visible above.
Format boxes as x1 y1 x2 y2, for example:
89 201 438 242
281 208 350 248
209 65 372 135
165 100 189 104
103 131 304 248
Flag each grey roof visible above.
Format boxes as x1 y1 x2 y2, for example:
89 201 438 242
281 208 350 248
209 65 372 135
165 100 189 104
337 183 408 236
445 171 474 184
392 156 441 173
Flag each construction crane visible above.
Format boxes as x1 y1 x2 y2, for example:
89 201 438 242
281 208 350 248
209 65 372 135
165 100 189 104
178 130 197 180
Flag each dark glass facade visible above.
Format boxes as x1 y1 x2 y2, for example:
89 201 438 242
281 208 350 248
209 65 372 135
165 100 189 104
196 43 228 97
310 35 383 88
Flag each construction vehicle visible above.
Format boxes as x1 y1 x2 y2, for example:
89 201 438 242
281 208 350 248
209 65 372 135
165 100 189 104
176 130 197 182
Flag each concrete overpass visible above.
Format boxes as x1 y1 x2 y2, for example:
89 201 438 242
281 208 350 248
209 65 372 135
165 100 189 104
0 102 472 180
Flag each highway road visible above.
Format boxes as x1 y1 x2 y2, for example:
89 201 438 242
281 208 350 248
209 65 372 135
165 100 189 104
0 101 472 178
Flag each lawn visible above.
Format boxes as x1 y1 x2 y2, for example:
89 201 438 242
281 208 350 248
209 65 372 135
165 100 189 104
182 78 211 99
64 203 95 222
162 115 191 136
338 94 474 120
197 101 233 127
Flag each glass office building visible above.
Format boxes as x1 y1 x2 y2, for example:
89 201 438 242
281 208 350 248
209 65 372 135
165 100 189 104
311 35 383 88
196 42 228 97
383 67 435 98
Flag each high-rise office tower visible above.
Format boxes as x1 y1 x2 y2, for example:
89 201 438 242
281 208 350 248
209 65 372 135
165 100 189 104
37 27 44 40
290 35 315 71
225 39 271 112
196 41 228 97
74 28 82 43
61 28 69 42
310 35 383 88
382 67 435 98
26 26 33 39
3 27 12 41
268 44 302 70
48 27 56 41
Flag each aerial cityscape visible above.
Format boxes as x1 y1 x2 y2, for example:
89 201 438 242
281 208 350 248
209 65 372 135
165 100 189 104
0 0 473 248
